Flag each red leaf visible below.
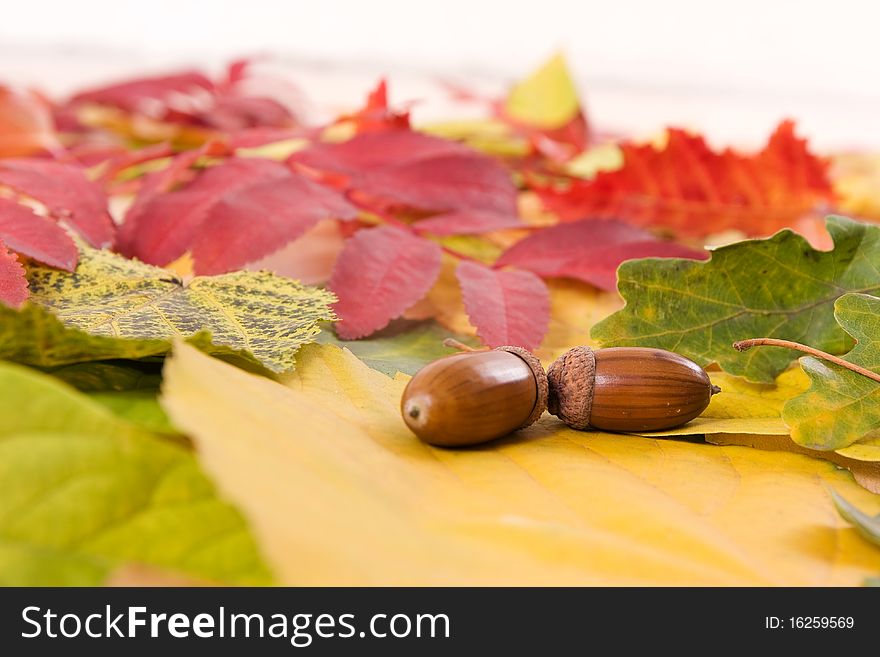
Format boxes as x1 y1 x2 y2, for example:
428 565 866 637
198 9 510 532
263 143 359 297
0 159 113 247
0 198 78 270
292 130 469 174
0 239 28 308
532 121 833 237
496 218 707 291
329 226 442 339
359 153 518 215
69 71 215 114
191 173 358 275
292 130 517 214
456 260 550 349
413 210 522 236
339 80 410 133
120 155 356 272
120 157 290 264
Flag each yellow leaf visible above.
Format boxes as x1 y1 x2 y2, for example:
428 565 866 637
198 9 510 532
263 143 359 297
564 143 624 179
419 120 529 158
832 152 880 220
162 342 880 585
536 280 622 365
506 53 581 129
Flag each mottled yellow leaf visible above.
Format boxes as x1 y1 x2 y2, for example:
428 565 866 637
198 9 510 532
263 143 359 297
23 246 334 373
161 342 880 586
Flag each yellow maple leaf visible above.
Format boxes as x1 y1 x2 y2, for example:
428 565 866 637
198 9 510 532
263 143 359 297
161 342 880 585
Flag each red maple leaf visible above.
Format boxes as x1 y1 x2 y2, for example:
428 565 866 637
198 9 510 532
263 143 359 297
531 121 833 237
496 218 707 291
0 239 28 308
329 225 443 339
456 260 550 350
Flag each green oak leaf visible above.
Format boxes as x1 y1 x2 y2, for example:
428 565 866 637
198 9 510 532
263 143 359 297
784 293 880 450
315 319 479 376
0 360 272 586
592 216 880 383
14 246 335 373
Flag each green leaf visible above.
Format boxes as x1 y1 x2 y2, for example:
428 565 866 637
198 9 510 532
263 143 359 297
88 390 177 434
6 246 336 373
831 489 880 547
0 360 272 585
592 216 880 383
315 320 478 376
784 293 880 450
44 360 163 392
506 53 580 129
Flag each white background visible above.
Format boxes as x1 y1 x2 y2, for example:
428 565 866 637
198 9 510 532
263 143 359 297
3 0 879 148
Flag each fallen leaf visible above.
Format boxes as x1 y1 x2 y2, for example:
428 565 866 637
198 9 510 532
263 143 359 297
496 218 707 291
161 342 880 585
316 319 478 376
593 216 880 383
832 490 880 547
535 279 623 364
413 209 523 236
504 52 589 157
832 152 880 221
456 260 550 349
329 225 442 339
0 197 78 270
292 130 518 215
533 121 832 237
710 434 880 494
0 86 60 157
784 293 880 451
118 156 357 272
0 159 114 248
0 359 270 586
0 240 27 308
18 246 334 373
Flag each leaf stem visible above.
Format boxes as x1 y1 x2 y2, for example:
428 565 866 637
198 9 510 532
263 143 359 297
733 338 880 385
443 338 487 352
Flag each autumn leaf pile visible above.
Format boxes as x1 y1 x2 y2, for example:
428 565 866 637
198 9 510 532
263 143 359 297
1 55 880 586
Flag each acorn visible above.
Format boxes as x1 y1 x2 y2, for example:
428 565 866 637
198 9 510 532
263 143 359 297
401 346 548 447
401 345 719 447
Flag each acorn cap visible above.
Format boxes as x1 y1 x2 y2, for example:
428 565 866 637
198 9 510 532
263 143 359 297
495 345 549 428
546 346 595 430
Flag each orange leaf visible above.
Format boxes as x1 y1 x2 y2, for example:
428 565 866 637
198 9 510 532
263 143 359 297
0 86 60 158
533 121 833 237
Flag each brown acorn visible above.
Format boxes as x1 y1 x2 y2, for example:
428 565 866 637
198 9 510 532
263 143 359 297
401 344 719 447
401 346 548 447
547 346 720 432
